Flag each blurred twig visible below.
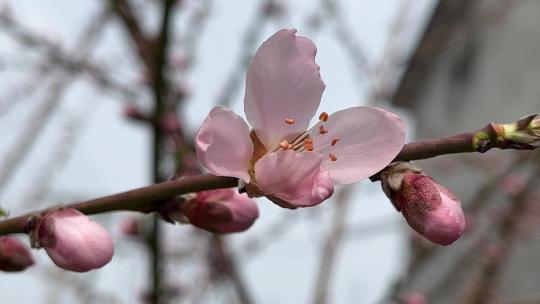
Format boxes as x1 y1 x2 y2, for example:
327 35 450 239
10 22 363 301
311 186 353 304
0 9 109 194
215 0 274 106
460 155 540 304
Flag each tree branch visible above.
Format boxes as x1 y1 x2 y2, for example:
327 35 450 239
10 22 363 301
0 117 536 236
0 175 237 235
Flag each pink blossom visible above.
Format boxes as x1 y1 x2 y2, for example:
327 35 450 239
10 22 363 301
396 173 465 246
0 236 34 272
181 189 259 233
195 29 405 208
37 209 114 272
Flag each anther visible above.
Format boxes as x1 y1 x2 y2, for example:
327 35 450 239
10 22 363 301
285 118 295 125
319 125 328 134
331 138 340 146
329 153 337 161
304 138 313 144
279 140 290 149
305 143 314 151
319 112 329 122
288 144 294 149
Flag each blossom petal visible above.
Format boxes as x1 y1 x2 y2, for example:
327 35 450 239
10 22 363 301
195 106 253 182
244 29 325 150
311 106 405 185
255 150 333 208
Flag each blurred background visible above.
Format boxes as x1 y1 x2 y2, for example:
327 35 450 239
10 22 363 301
0 0 539 303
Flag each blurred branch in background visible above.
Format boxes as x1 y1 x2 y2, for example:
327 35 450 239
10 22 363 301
0 7 110 194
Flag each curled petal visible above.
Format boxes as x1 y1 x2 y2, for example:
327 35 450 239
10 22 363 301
195 106 254 182
311 106 405 185
244 29 325 150
255 150 333 208
283 166 334 208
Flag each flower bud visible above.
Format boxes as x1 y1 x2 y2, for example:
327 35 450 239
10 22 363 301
0 236 34 272
401 292 427 304
37 209 114 272
119 216 141 237
501 114 540 146
181 189 259 233
381 163 465 246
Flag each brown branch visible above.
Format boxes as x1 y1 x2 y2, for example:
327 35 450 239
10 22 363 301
0 175 237 235
0 117 536 237
393 122 531 162
109 0 153 67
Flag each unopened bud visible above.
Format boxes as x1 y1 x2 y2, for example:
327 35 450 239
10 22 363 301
181 189 259 233
0 236 34 272
119 216 141 237
401 292 427 304
36 209 114 272
501 114 540 146
381 163 465 246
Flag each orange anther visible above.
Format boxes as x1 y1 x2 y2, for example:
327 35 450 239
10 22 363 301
279 140 290 149
288 144 294 149
319 125 328 134
319 112 329 122
329 153 337 161
305 143 314 151
331 138 340 146
285 118 295 125
304 138 313 144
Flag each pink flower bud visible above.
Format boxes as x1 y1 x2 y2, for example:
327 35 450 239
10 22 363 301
37 209 114 272
119 216 141 237
396 173 465 246
0 236 34 272
401 292 427 304
181 189 259 233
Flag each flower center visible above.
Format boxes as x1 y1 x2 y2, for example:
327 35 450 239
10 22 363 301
273 111 341 162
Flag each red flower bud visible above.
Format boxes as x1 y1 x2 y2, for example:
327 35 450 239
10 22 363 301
396 173 465 246
181 189 259 233
37 209 114 272
0 236 34 272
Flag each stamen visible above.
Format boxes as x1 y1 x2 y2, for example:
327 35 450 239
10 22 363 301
304 142 314 151
331 138 340 146
290 132 310 145
329 153 337 161
319 112 329 122
285 118 295 125
279 140 290 149
288 144 294 149
319 125 328 134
